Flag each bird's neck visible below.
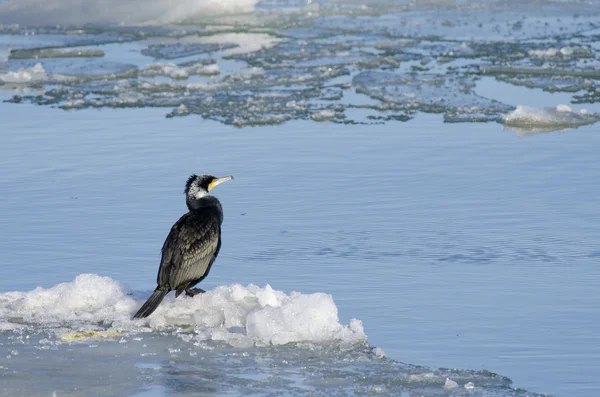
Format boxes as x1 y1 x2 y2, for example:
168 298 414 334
186 195 220 211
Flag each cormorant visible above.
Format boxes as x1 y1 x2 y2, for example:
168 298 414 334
133 174 233 319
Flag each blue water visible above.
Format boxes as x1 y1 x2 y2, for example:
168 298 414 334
2 0 600 396
1 101 599 396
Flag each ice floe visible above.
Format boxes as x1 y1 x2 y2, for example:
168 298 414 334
502 104 600 134
140 62 220 79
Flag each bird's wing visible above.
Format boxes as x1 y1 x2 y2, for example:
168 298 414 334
157 212 221 290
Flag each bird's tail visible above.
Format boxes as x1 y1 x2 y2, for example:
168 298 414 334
133 288 168 319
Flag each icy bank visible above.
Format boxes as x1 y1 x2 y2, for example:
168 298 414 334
502 104 600 133
0 274 366 348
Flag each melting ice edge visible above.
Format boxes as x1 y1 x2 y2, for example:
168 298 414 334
0 274 547 397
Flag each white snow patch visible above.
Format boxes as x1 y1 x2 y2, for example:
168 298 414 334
173 104 189 115
311 110 337 121
141 62 220 80
0 274 367 348
374 347 386 358
196 63 220 75
444 378 459 389
502 104 600 132
147 283 366 347
0 274 136 328
528 46 590 58
0 63 47 84
197 33 282 55
237 67 265 78
186 67 263 91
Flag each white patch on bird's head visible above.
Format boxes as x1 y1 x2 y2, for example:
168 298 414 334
187 178 209 200
185 174 213 207
185 174 233 210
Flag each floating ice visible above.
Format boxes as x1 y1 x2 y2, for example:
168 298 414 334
493 75 594 93
0 274 366 348
354 71 513 122
0 274 136 329
141 43 236 60
140 62 220 80
9 48 105 59
573 87 600 104
528 46 591 58
196 33 282 56
502 104 600 133
0 62 47 84
311 110 337 121
2 0 600 127
375 347 386 358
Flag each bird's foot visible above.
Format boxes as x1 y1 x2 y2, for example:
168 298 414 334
185 288 206 297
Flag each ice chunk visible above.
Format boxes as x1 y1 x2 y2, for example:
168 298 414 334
528 48 559 58
0 274 136 329
196 33 282 55
354 71 512 121
246 291 362 345
502 104 600 133
9 48 104 59
0 63 47 84
196 63 220 75
374 347 386 358
311 110 336 121
140 62 220 79
444 378 459 389
172 104 189 116
528 46 591 58
0 274 367 348
144 283 366 347
494 75 593 93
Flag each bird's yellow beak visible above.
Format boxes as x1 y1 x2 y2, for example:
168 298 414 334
208 175 234 191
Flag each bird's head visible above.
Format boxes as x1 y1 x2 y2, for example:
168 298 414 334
185 174 233 208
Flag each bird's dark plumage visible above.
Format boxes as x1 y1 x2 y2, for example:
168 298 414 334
133 174 232 319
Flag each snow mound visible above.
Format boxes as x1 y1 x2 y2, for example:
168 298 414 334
502 104 600 133
144 283 366 347
0 274 136 327
0 274 366 348
0 63 47 84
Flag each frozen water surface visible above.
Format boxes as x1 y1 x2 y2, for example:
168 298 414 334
1 0 600 131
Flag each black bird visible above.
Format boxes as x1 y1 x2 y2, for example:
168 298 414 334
133 174 233 319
